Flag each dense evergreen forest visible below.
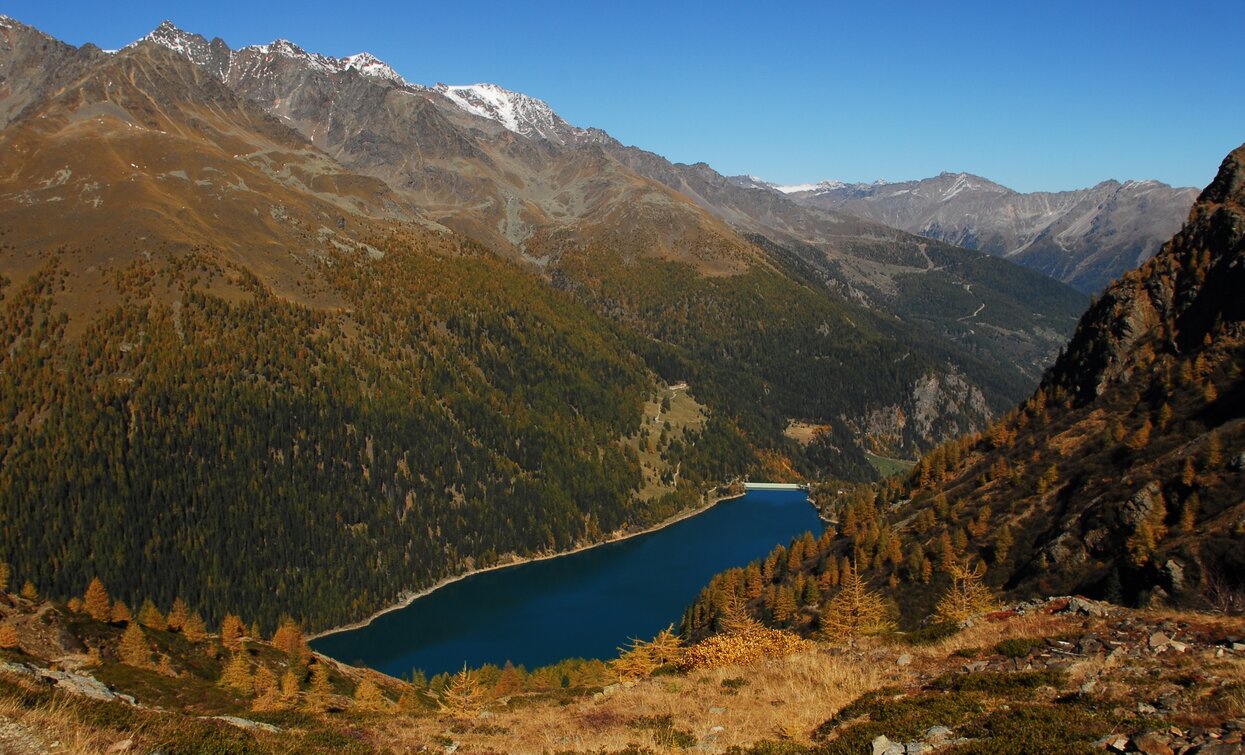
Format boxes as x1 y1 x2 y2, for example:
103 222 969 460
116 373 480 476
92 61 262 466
0 234 758 632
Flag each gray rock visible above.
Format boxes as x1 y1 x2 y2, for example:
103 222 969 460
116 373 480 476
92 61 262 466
1120 482 1165 529
106 740 133 753
963 661 989 672
1137 702 1158 715
1162 560 1185 592
38 668 136 704
1096 733 1129 751
1148 632 1171 649
873 735 905 755
897 653 912 667
1067 596 1111 617
924 726 953 743
905 743 933 754
213 716 281 734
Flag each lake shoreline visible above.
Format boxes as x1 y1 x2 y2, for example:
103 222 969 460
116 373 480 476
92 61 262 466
309 487 750 641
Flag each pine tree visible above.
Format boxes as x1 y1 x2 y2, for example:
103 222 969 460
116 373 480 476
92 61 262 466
0 563 9 592
492 661 524 697
252 666 282 712
271 618 310 665
0 623 18 650
219 652 254 695
1127 420 1152 451
84 578 111 622
138 600 167 631
719 592 761 635
818 560 894 644
220 613 246 650
933 560 999 624
182 612 207 644
645 624 683 667
19 582 36 601
157 654 177 677
305 662 333 713
110 600 133 625
67 597 83 614
1207 432 1223 467
771 585 798 625
353 677 388 712
280 669 302 705
119 623 152 668
611 638 660 681
993 526 1014 564
435 664 485 718
1181 494 1200 531
167 598 190 632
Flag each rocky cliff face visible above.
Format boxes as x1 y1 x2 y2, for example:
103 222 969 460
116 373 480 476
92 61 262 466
1046 146 1245 402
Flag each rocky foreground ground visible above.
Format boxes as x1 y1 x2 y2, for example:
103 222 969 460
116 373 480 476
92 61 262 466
0 593 1242 753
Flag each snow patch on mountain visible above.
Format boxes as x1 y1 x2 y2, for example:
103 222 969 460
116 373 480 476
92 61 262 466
136 21 217 67
775 180 848 194
342 53 405 85
434 83 573 142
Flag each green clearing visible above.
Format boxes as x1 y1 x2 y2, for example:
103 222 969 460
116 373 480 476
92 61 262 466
864 451 917 478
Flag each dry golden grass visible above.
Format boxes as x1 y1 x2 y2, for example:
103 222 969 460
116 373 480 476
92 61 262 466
0 689 132 754
369 646 889 753
906 611 1071 663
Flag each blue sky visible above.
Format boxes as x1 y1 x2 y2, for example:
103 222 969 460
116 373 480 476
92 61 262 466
5 0 1242 192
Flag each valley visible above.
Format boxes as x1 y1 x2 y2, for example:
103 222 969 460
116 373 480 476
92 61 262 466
0 7 1241 753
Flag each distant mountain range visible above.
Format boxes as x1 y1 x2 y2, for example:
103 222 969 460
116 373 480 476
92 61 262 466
733 172 1197 294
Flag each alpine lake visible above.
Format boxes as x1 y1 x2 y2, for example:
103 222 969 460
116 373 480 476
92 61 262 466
311 488 822 678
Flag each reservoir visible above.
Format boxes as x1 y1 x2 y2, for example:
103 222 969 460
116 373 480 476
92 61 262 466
312 488 822 678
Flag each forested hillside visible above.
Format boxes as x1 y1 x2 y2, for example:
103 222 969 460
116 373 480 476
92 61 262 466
0 234 742 632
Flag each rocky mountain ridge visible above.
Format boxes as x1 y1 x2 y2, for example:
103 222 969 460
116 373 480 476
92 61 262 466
111 19 1088 398
771 170 1197 293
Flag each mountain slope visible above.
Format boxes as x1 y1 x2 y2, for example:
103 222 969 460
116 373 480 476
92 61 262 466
684 144 1245 632
125 20 1087 455
778 172 1197 294
0 33 704 632
600 152 1087 388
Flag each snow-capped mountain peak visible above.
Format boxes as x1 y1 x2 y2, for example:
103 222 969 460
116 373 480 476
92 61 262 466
773 180 851 194
134 20 219 68
433 82 579 144
342 52 406 85
134 23 414 89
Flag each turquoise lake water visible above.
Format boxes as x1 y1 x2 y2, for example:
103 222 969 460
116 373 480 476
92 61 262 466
311 488 822 678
